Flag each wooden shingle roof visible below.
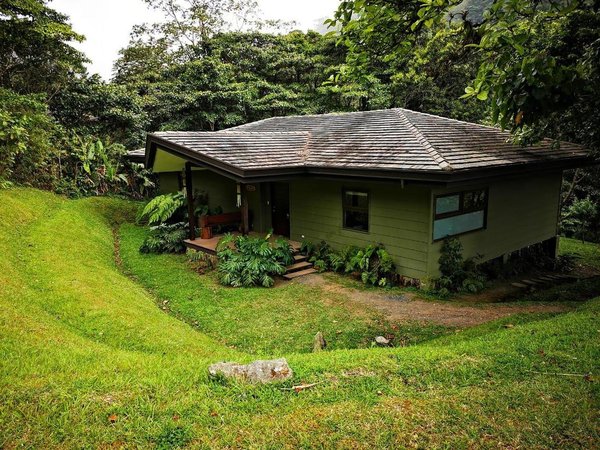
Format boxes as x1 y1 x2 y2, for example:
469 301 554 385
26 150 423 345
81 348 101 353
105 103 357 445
144 108 592 181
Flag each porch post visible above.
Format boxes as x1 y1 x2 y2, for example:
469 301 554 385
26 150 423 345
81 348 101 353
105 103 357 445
185 162 195 240
241 183 249 235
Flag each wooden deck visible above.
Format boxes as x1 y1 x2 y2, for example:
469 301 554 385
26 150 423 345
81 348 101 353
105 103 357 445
184 232 301 255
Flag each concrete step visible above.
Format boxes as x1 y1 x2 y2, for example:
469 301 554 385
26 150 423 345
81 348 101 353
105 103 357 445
283 268 318 279
285 261 313 273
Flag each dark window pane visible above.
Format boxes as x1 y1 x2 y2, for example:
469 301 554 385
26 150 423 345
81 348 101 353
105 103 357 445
344 210 369 231
463 190 486 211
344 191 368 209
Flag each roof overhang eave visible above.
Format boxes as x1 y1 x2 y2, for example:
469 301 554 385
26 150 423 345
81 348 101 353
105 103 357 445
146 133 597 183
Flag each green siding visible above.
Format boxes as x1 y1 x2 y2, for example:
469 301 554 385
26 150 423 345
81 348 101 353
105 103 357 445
157 172 180 194
158 168 562 280
158 170 237 211
427 171 562 276
289 179 431 279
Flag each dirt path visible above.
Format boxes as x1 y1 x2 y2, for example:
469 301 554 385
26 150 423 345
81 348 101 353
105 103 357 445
297 274 571 327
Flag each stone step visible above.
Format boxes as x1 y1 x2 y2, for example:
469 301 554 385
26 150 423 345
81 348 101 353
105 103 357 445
293 254 307 262
283 268 318 280
285 261 313 273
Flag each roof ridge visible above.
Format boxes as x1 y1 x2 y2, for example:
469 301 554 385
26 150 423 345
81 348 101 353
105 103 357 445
397 107 503 132
398 108 587 150
223 108 392 129
155 130 309 136
217 130 310 135
394 109 453 171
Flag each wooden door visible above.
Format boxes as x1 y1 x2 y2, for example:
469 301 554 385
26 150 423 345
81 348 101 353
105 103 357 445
271 182 290 237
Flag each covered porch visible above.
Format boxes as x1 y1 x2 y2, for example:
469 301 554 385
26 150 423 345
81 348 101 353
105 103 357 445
147 142 292 242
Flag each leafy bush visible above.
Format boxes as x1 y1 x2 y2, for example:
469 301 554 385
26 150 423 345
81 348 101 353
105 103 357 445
346 244 396 286
53 135 155 199
300 239 315 257
307 240 334 272
561 197 598 243
216 233 293 287
272 237 295 266
138 192 186 225
0 88 59 187
332 245 361 273
435 238 485 296
139 222 187 254
301 239 395 286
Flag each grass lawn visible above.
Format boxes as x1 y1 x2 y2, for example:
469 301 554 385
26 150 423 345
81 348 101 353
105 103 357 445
119 224 450 356
560 236 600 270
0 188 598 448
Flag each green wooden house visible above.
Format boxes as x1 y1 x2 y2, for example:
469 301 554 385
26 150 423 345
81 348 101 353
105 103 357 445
131 108 593 280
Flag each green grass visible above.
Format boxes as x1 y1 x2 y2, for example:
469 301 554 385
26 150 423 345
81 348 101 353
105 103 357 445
119 224 450 355
0 188 598 448
560 236 600 270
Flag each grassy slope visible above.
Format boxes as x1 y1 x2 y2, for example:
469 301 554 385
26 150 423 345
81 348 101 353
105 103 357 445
560 237 600 270
0 188 598 448
119 224 450 356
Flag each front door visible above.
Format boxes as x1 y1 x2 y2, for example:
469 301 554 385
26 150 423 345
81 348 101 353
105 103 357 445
271 182 290 237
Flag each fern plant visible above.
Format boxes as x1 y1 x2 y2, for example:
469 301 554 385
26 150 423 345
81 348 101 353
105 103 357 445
138 192 186 225
139 222 187 254
346 244 395 286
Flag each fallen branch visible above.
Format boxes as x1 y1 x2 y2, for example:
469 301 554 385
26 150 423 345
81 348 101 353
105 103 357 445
527 370 594 379
282 382 322 392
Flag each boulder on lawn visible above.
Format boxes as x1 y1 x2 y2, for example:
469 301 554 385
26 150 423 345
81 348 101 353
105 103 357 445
208 358 293 384
375 336 390 346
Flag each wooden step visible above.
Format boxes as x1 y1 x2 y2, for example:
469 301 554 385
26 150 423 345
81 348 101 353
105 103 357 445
511 282 529 289
545 274 561 280
538 276 555 282
293 254 307 262
283 268 318 279
285 261 313 273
